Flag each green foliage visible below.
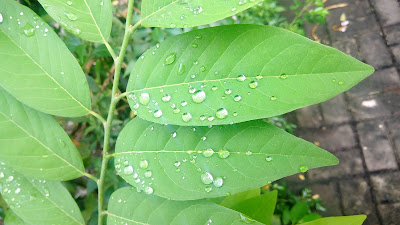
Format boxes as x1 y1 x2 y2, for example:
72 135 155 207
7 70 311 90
0 0 374 224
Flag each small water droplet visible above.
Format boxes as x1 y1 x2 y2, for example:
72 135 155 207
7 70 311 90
239 213 256 224
182 113 192 122
0 13 3 23
6 176 14 183
67 1 72 6
200 66 206 72
213 177 223 187
299 165 308 173
174 161 181 167
140 160 148 169
171 132 177 138
256 75 263 80
211 86 218 91
23 23 35 37
270 96 277 101
249 81 258 89
245 151 252 156
205 187 212 192
192 43 198 48
144 186 153 194
15 188 21 194
192 90 206 103
202 149 214 157
139 93 150 105
216 108 228 119
234 95 242 102
123 166 134 175
338 81 344 85
208 116 215 121
200 115 206 121
58 139 66 147
178 63 185 75
218 149 230 159
64 12 78 21
173 108 180 113
193 6 203 14
201 172 213 184
162 94 171 102
266 156 273 162
195 35 202 39
170 23 176 28
145 171 152 178
153 110 162 118
165 53 176 65
237 74 246 82
280 73 288 79
225 89 232 95
181 101 188 107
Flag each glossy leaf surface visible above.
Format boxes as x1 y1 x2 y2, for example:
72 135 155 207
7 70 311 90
300 215 367 225
107 187 263 225
0 165 85 225
127 25 374 126
114 118 338 200
0 87 85 181
37 0 112 43
0 0 91 117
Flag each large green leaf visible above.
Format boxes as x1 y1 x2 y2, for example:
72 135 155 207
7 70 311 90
210 188 261 208
0 87 85 181
299 215 366 225
141 0 264 28
107 187 263 225
0 165 85 225
127 25 373 126
0 0 91 117
114 118 338 200
5 210 30 225
37 0 112 43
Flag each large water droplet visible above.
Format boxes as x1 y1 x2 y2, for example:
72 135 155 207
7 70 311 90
225 89 232 95
139 93 150 105
216 108 228 119
201 172 213 185
144 186 153 194
192 90 206 103
213 177 223 187
64 12 78 21
237 74 246 81
123 166 134 175
154 110 163 118
218 149 230 159
202 149 214 157
249 81 258 89
23 23 35 37
165 53 176 65
182 113 192 122
140 160 148 169
299 165 308 173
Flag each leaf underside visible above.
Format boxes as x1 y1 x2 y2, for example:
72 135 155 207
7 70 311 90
0 0 91 117
127 24 374 126
0 165 85 225
0 87 85 181
299 215 367 225
115 118 338 200
141 0 264 28
107 187 263 225
38 0 112 43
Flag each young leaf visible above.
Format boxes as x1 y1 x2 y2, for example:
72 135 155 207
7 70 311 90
37 0 112 43
0 87 85 181
299 215 367 225
141 0 264 28
210 188 261 208
230 190 278 225
0 0 91 117
127 25 374 126
107 187 263 225
5 210 30 225
114 118 338 200
0 165 85 225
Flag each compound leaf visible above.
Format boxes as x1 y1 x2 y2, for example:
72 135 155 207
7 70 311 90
114 118 338 200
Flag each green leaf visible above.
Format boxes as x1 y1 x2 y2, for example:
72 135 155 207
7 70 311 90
0 87 85 181
37 0 112 43
141 0 264 28
5 210 30 225
114 118 338 200
230 190 278 225
290 201 310 224
0 0 91 117
127 24 373 126
210 188 260 208
0 166 85 225
299 215 367 225
107 187 263 225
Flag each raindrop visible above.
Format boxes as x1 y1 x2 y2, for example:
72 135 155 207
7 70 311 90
144 171 152 178
178 63 185 75
232 7 237 11
23 23 35 37
192 90 206 103
200 66 206 72
237 74 246 81
123 166 134 175
234 95 241 102
299 165 308 173
0 13 3 23
205 187 212 192
216 108 228 119
200 115 206 121
192 43 198 48
170 24 176 28
193 6 203 14
338 81 344 85
67 1 72 5
256 75 263 80
174 161 181 167
182 113 192 122
139 160 148 169
245 151 252 156
218 149 230 159
280 74 288 79
208 116 215 121
270 96 277 101
64 12 78 21
139 93 150 105
144 186 154 194
201 136 207 141
153 110 163 118
162 94 171 102
171 132 177 138
266 156 273 162
225 89 232 95
6 176 14 183
202 149 214 158
173 108 180 114
181 101 188 106
239 213 256 224
233 112 238 117
201 172 213 184
213 177 223 187
211 86 218 91
15 188 21 194
72 28 82 35
165 53 176 65
249 81 258 89
133 103 139 109
195 35 202 39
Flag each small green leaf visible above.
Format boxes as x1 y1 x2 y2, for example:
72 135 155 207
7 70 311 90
141 0 264 28
127 25 373 126
107 187 263 225
5 210 30 225
0 166 85 225
0 0 91 117
290 201 310 224
299 215 367 225
210 188 261 208
0 87 85 181
114 118 338 200
37 0 112 43
230 190 278 225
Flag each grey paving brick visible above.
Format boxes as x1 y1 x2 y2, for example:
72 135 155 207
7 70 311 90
304 22 331 46
371 172 400 203
339 178 380 225
357 120 398 171
297 125 356 151
321 94 352 124
378 203 400 225
309 182 342 217
308 149 364 180
383 25 400 45
391 45 400 64
371 0 400 27
325 0 372 19
388 117 400 162
348 93 400 120
359 32 393 69
295 105 323 128
332 38 362 61
346 67 400 98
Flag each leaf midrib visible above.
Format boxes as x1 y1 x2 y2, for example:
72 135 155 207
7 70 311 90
83 0 108 43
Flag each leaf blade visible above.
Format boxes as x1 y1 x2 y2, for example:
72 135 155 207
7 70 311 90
0 87 85 181
299 215 367 225
127 25 374 126
0 0 91 117
114 118 338 200
107 187 263 225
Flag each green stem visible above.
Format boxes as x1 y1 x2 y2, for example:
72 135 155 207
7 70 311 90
0 194 8 214
288 1 313 28
97 1 141 224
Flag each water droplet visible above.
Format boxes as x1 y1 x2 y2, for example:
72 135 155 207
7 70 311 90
270 96 277 101
140 160 148 169
213 177 223 187
23 23 35 37
299 165 308 173
234 95 242 102
139 93 150 105
165 53 176 65
208 116 215 121
256 75 263 80
123 166 134 175
193 6 203 14
338 81 344 85
239 213 256 224
154 110 163 118
171 132 177 138
66 1 72 5
162 94 171 102
249 81 258 89
182 113 192 122
0 13 3 23
173 108 180 113
64 12 78 21
200 115 206 121
280 74 288 79
200 66 206 72
196 35 202 39
58 139 66 147
72 28 81 35
216 108 228 119
44 188 50 197
174 161 181 167
6 176 14 183
218 149 230 159
15 188 21 194
181 101 188 106
178 63 185 75
170 23 176 28
202 149 214 157
192 90 206 103
211 86 218 91
205 187 212 192
201 136 207 141
266 156 273 162
145 171 152 178
192 43 198 48
225 89 232 95
0 172 4 178
245 151 252 156
144 186 153 194
201 172 213 184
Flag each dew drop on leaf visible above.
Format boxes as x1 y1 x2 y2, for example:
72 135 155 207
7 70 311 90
237 74 246 81
234 95 242 102
164 53 176 65
174 161 181 167
66 1 72 5
256 75 263 80
153 109 163 118
239 213 256 224
162 94 171 102
64 12 78 21
173 108 180 113
216 108 228 119
192 43 198 48
139 93 150 105
0 13 3 23
249 81 258 89
205 187 212 192
338 81 344 85
6 176 14 183
182 112 192 122
202 149 214 158
266 156 273 162
270 96 277 101
200 66 206 72
225 89 232 95
201 172 213 184
139 160 148 169
192 90 206 103
23 23 35 37
144 171 152 178
123 166 134 175
280 74 288 79
200 115 206 121
245 151 252 156
213 177 223 187
181 101 188 107
299 165 308 173
218 149 230 159
211 86 218 91
144 186 153 194
177 63 185 75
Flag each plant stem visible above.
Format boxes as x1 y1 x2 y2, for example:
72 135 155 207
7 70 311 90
97 1 140 224
89 111 107 124
288 1 313 28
